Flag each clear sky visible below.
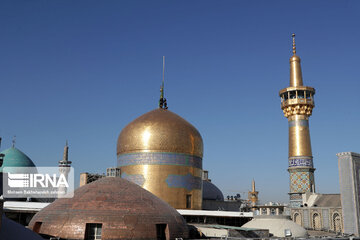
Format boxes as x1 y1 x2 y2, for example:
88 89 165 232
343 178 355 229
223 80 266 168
0 0 359 203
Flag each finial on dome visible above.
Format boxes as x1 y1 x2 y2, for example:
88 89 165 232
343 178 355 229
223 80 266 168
12 135 16 148
159 56 168 109
292 33 296 55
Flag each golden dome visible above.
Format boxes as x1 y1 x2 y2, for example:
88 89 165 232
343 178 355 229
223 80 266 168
117 108 203 158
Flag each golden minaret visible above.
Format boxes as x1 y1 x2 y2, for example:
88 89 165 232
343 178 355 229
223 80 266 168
248 179 259 206
279 34 316 207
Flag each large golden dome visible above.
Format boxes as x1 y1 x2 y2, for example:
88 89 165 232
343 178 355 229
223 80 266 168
117 108 203 158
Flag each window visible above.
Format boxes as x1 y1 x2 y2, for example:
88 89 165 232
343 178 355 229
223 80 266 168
186 194 192 209
305 91 311 100
312 213 321 230
156 224 167 240
298 91 305 99
85 223 102 240
289 91 296 99
333 213 342 233
283 93 288 101
293 213 301 225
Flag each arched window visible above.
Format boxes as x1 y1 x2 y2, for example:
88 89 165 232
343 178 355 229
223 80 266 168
333 212 342 233
293 213 302 226
312 213 321 230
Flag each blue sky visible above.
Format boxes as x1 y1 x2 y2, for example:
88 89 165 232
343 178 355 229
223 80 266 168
0 0 359 203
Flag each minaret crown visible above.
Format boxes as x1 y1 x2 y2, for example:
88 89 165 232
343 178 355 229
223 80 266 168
279 34 315 118
289 33 303 87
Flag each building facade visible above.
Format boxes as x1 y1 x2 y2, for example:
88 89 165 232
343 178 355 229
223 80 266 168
290 193 343 233
337 152 360 236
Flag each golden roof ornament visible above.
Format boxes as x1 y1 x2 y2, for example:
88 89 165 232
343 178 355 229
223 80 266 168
159 56 168 109
292 33 296 55
289 33 303 87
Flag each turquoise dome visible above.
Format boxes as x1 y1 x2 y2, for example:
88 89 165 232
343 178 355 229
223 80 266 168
0 147 36 173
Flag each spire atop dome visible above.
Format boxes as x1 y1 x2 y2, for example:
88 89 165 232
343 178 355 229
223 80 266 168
289 33 303 87
12 135 16 148
159 56 168 109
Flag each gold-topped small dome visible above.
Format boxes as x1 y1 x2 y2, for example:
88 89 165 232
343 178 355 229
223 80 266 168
117 108 203 158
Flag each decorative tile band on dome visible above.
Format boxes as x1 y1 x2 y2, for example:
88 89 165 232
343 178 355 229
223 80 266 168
121 172 145 186
166 173 202 191
117 152 202 169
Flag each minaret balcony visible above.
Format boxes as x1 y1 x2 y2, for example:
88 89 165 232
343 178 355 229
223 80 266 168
281 98 314 109
279 86 315 109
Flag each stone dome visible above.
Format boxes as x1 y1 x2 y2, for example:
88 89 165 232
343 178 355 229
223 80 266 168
0 147 36 173
242 215 308 238
28 177 189 240
117 108 203 158
203 180 224 201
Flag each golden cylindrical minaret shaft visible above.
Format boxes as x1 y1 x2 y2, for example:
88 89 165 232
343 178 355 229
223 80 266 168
288 115 312 157
279 34 316 207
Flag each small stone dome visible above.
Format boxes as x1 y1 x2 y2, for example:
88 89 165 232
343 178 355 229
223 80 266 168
203 180 224 201
28 177 189 240
242 215 308 238
0 147 36 173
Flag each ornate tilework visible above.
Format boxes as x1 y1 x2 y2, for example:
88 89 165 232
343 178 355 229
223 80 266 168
290 200 302 208
290 194 302 200
121 172 145 186
289 170 313 193
117 152 202 169
166 173 202 191
289 157 313 167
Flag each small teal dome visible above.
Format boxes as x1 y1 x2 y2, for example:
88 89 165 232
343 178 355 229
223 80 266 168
0 147 36 173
